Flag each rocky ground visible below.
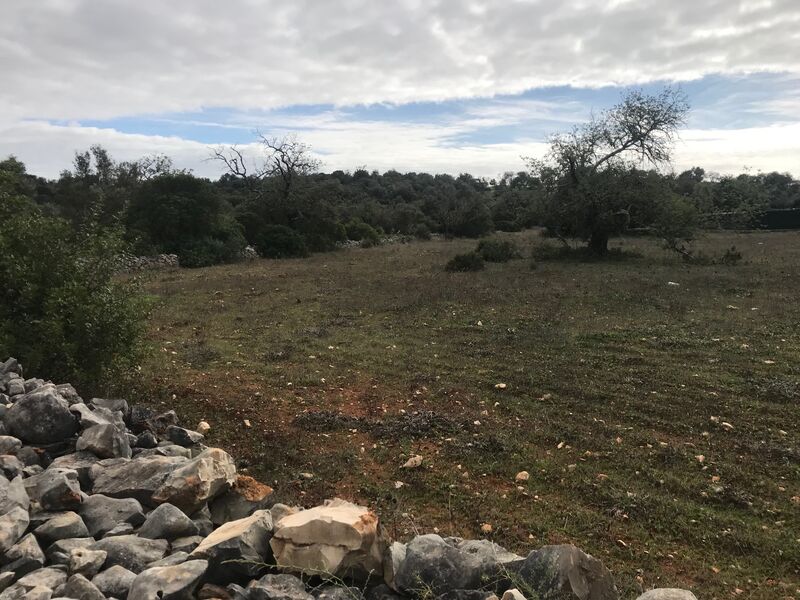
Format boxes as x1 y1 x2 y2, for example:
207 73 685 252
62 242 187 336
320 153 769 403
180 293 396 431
0 357 697 600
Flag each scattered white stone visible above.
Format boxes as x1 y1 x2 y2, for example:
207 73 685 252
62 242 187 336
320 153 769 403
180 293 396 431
515 471 530 483
401 455 423 469
197 421 211 435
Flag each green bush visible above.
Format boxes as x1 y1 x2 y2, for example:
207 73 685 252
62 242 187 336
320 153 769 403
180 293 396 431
345 219 382 243
445 252 485 272
254 225 309 258
476 238 522 262
126 173 246 267
0 201 146 390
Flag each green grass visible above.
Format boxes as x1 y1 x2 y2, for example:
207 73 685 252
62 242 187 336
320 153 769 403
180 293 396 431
134 230 799 599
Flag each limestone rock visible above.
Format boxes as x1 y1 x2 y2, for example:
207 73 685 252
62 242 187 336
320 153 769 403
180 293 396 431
0 437 22 455
79 493 145 537
128 559 208 600
17 567 67 591
91 535 169 573
5 391 77 444
2 533 45 578
88 398 129 419
147 552 190 568
209 475 274 525
0 475 30 513
138 502 199 540
382 542 406 591
91 565 136 598
0 506 30 553
69 403 122 430
54 383 81 405
90 455 186 505
393 534 484 596
22 586 52 600
166 426 205 447
501 590 525 600
25 469 82 511
0 573 15 595
636 590 698 600
61 574 105 600
151 448 236 513
270 498 386 581
247 574 313 600
68 548 107 578
190 509 273 582
270 503 300 524
135 431 158 449
509 545 618 600
452 538 522 572
0 455 24 478
48 453 97 490
33 512 89 545
76 423 132 459
44 538 95 566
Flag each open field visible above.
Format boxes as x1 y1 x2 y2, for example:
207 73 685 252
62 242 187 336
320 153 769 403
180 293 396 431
136 230 799 599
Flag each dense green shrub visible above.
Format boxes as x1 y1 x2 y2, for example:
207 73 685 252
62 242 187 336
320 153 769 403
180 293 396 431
0 199 146 389
345 219 382 243
445 251 485 272
126 173 246 266
254 225 309 258
476 238 522 262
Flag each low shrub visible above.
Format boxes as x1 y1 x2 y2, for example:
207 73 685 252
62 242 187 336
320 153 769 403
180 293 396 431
445 252 485 272
254 225 309 259
345 219 382 244
476 238 522 262
0 201 146 389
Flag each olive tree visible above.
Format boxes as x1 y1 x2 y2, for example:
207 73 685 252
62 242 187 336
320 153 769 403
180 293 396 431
530 87 690 254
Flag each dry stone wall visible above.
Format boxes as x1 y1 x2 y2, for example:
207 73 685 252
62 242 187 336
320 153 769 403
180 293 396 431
0 358 698 600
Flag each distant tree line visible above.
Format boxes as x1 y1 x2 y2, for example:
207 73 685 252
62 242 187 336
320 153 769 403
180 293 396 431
2 120 798 267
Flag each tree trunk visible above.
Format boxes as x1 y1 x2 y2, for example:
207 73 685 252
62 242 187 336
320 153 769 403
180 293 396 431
588 231 609 255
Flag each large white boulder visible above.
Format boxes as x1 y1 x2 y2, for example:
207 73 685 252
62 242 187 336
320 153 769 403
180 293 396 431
270 498 387 581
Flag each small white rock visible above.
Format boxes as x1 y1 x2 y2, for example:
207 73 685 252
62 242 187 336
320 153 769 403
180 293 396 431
401 455 423 469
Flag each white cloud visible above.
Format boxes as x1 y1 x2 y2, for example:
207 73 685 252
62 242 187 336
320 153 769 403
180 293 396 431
1 0 799 120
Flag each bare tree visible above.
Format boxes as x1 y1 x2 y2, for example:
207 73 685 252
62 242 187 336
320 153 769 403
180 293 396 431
212 133 321 200
529 87 690 254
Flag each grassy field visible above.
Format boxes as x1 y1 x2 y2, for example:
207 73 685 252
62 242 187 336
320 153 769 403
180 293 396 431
136 230 799 599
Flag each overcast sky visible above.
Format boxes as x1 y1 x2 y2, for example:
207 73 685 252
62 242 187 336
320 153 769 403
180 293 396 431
2 0 799 179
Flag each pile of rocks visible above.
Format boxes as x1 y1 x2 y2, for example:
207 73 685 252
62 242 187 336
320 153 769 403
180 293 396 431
0 358 697 600
117 254 180 272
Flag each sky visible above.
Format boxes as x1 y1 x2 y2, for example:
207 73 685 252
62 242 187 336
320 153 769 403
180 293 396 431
1 0 799 180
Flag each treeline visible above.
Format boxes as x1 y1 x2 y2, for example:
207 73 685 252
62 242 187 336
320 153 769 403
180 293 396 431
2 144 798 267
